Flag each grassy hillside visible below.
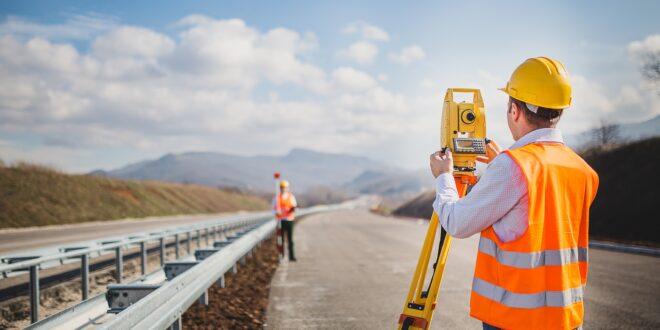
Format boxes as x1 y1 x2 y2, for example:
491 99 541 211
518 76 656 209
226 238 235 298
393 137 660 246
0 163 269 228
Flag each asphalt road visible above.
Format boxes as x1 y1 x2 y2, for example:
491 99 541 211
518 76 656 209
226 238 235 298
0 213 242 254
266 210 660 329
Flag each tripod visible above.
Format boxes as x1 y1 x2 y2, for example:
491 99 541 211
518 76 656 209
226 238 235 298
398 174 476 330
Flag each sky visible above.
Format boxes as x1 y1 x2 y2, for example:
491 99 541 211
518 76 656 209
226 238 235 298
0 0 658 172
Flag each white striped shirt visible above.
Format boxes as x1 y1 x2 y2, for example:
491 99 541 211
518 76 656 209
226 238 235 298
432 128 564 242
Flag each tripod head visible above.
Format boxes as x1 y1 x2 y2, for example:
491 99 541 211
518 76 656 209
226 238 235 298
441 88 487 175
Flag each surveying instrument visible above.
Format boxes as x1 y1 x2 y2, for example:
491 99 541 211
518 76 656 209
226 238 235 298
398 88 487 329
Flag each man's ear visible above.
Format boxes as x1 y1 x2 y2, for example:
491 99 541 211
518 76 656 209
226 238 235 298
510 101 521 122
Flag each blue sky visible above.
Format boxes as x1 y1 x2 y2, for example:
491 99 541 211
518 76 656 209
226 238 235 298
0 1 658 172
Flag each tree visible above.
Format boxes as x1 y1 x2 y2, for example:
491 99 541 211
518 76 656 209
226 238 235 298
591 119 621 149
641 53 660 82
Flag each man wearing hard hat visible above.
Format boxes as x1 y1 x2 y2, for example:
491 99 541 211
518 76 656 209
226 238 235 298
430 57 599 329
274 180 298 261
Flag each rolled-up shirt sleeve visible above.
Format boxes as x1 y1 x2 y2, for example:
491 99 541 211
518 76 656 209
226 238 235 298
432 154 527 239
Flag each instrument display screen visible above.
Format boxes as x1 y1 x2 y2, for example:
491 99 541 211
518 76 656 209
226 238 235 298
452 138 486 154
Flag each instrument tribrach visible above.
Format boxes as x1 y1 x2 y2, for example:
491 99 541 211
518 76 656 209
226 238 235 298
398 88 487 329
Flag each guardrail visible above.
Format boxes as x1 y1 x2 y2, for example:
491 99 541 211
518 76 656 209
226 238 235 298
0 211 272 324
100 205 341 329
2 204 345 327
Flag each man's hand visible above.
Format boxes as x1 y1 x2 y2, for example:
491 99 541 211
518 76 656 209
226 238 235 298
430 149 453 178
476 139 502 164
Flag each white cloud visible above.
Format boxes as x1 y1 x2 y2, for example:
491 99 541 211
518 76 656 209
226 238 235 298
0 15 419 171
92 26 175 59
628 34 660 57
628 34 660 84
420 78 436 89
338 41 378 64
389 45 426 65
342 21 389 42
332 67 377 92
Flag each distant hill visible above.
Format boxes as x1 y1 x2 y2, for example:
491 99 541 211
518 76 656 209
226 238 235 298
392 190 434 219
393 137 660 246
93 148 389 192
0 163 269 228
92 148 433 202
565 114 660 148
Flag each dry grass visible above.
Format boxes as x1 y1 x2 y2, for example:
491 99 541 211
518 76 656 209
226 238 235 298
0 164 269 228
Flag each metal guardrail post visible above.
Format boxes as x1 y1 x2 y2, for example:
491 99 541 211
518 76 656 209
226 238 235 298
205 228 210 246
115 247 123 283
186 232 191 254
29 265 39 323
169 318 182 330
198 290 209 305
81 254 89 300
140 241 147 275
159 237 166 266
174 233 180 258
196 229 201 248
216 275 225 288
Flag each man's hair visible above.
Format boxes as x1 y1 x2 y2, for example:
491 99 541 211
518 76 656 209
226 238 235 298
509 97 563 128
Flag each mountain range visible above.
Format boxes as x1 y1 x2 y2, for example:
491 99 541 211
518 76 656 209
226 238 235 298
92 115 658 203
91 148 431 199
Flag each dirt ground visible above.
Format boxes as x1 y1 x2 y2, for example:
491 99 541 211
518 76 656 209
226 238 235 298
183 235 279 329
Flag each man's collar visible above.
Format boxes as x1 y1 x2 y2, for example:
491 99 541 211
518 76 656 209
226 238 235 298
510 128 564 150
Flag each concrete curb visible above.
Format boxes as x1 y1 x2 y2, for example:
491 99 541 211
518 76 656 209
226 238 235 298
589 240 660 257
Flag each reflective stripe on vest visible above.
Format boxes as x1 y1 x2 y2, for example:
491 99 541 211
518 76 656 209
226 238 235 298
472 278 584 309
478 236 588 269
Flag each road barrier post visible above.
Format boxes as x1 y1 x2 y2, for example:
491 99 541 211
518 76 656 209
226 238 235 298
174 233 180 258
168 318 182 330
81 253 89 300
140 242 147 275
196 229 201 248
186 232 191 254
115 247 123 283
159 237 166 266
29 265 39 323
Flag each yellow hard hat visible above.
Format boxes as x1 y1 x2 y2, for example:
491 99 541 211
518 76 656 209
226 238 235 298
279 180 290 188
500 57 572 110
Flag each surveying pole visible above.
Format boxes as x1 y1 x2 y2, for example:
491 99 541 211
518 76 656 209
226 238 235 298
274 172 284 260
398 88 486 329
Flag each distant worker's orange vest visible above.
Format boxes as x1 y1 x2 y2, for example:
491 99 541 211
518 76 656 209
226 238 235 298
275 192 296 221
470 142 599 329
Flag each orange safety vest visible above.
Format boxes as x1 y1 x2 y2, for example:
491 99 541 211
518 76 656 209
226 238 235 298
275 192 296 221
470 142 598 329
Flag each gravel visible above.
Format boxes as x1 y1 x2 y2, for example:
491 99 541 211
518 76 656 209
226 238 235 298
183 235 279 329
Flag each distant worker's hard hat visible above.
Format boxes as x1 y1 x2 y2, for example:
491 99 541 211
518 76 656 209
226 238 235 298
279 180 290 188
500 57 572 110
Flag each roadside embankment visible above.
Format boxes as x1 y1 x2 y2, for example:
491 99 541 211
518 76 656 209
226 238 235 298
0 163 269 228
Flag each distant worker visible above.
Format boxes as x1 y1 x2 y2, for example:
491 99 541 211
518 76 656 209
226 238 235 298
274 180 298 261
429 57 599 329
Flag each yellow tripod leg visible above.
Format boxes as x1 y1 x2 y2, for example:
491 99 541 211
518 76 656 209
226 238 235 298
398 175 471 330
